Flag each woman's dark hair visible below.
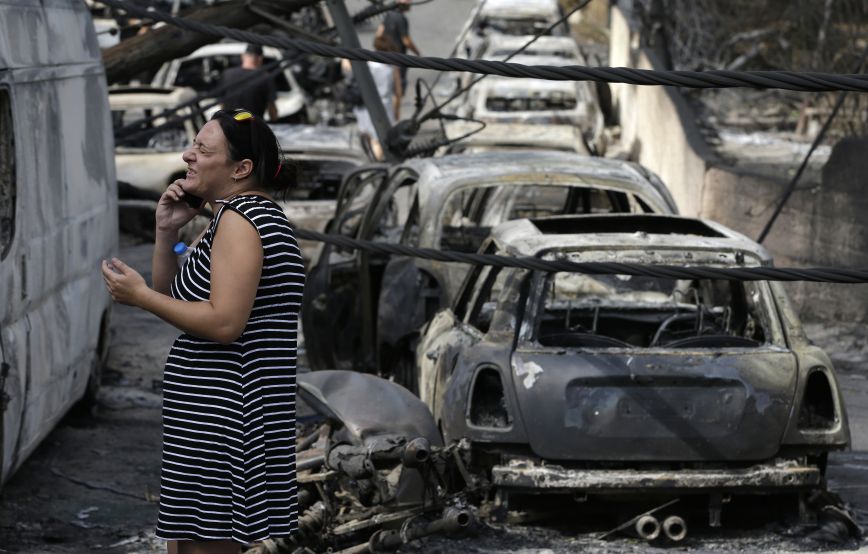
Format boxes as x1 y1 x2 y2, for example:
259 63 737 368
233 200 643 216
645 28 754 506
210 109 295 194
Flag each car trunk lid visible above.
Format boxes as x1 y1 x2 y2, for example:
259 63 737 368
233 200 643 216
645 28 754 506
510 348 797 461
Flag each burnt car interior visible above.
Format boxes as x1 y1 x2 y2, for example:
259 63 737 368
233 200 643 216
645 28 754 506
436 185 655 253
535 273 772 349
282 159 358 201
111 104 202 151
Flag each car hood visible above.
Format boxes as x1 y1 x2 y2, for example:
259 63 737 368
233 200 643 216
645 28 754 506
509 348 797 462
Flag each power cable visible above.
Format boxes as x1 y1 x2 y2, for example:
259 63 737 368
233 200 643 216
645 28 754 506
95 0 868 92
294 228 868 283
757 43 868 243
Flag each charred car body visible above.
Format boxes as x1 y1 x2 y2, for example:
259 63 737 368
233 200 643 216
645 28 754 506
458 0 569 52
415 214 849 521
256 370 475 554
111 86 205 195
151 42 308 123
303 151 678 388
460 55 605 152
440 121 592 155
477 34 583 62
269 124 371 265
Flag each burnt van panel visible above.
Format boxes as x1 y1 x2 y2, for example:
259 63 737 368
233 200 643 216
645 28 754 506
0 0 116 486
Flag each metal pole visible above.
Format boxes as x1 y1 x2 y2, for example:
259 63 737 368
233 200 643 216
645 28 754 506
325 0 397 161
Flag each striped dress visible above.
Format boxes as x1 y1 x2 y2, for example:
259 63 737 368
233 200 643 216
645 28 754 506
156 195 304 543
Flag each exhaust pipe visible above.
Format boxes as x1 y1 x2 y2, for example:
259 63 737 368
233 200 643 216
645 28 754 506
634 514 661 541
663 515 687 542
402 437 431 468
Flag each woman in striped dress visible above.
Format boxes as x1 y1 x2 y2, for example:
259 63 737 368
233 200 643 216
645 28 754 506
101 109 304 554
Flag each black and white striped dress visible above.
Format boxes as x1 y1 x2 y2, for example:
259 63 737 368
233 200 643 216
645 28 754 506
156 195 304 543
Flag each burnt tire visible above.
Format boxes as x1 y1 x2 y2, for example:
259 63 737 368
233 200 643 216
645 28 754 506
73 312 110 416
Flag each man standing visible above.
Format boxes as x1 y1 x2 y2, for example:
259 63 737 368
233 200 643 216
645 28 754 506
219 44 278 120
376 0 420 92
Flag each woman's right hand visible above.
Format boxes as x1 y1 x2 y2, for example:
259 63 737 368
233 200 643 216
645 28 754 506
156 180 201 233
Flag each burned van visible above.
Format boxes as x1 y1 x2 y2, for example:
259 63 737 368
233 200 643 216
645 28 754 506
0 0 117 485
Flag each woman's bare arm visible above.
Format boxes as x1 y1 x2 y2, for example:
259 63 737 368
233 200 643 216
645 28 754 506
107 210 262 344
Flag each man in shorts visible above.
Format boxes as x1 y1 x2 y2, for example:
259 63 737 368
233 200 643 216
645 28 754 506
376 0 421 93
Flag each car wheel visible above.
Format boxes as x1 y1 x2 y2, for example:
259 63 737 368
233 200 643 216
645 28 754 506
73 312 110 416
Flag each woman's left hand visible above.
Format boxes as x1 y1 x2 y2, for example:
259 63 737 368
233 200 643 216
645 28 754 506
101 258 149 306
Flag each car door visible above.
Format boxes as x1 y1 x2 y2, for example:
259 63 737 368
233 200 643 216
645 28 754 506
302 165 387 370
354 169 419 372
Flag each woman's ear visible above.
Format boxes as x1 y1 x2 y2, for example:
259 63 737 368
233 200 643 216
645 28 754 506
233 159 254 180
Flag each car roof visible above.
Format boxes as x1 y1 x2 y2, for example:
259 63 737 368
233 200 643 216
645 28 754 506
270 124 367 158
108 86 198 109
443 121 587 153
181 42 284 61
484 35 580 56
490 215 772 264
401 150 676 214
480 0 560 18
476 55 584 94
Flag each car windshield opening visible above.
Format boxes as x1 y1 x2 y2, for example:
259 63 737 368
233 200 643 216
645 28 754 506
481 17 553 36
535 272 773 349
112 108 192 151
283 160 358 201
439 185 648 253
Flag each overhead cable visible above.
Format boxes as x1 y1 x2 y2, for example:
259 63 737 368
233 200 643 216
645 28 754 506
96 0 868 93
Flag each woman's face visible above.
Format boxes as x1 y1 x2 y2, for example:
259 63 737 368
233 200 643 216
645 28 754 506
181 120 236 199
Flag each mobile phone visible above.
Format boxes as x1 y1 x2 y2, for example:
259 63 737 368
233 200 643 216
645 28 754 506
183 192 204 210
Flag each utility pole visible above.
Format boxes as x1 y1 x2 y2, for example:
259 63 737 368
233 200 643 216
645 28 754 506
325 0 397 161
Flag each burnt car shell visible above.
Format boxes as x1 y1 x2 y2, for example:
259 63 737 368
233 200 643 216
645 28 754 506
421 215 848 493
304 150 678 378
269 124 370 265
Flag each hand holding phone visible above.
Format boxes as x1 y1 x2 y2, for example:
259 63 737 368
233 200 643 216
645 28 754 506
182 192 205 210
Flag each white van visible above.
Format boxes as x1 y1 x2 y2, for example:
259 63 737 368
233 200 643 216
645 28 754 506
0 0 117 485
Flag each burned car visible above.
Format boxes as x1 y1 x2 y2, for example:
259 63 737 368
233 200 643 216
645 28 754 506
415 214 849 523
111 86 205 194
270 124 371 265
439 121 592 155
303 151 678 387
151 42 308 122
478 34 583 62
457 0 569 59
459 55 605 153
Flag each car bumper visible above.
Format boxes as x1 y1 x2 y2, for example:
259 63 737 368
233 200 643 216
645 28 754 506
491 460 822 493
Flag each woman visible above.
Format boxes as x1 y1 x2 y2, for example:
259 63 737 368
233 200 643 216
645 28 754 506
344 34 403 160
101 109 304 554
